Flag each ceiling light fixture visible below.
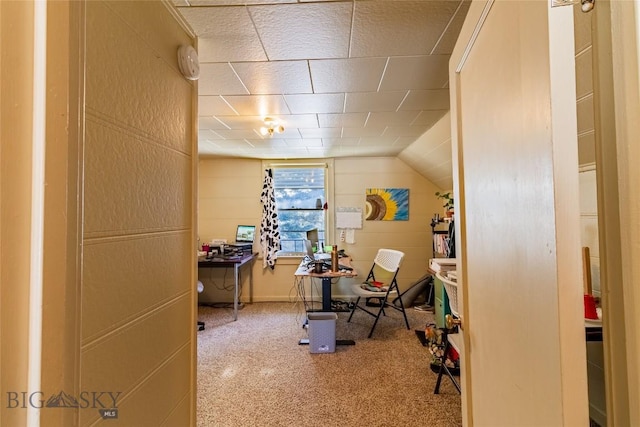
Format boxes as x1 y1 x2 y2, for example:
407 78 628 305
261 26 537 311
260 117 284 137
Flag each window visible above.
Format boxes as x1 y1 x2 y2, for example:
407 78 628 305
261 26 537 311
267 162 332 254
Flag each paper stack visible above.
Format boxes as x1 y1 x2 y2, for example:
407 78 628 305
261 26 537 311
429 258 457 273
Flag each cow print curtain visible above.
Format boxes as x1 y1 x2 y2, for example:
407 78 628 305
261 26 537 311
260 169 280 269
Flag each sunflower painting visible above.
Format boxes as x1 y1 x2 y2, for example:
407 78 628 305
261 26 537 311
365 188 409 221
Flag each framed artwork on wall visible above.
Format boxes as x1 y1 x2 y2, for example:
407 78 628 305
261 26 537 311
365 188 409 221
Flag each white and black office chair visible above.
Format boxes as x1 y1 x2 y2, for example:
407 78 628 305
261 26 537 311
347 249 410 338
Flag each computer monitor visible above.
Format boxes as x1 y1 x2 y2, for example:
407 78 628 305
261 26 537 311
235 225 256 243
304 239 315 258
306 228 319 246
304 239 331 260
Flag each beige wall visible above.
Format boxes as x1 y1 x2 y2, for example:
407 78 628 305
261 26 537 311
78 2 196 426
2 4 198 423
198 157 443 304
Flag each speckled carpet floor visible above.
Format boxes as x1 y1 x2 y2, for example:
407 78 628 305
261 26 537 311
197 302 462 427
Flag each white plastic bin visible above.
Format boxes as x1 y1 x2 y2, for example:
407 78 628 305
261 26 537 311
308 312 337 353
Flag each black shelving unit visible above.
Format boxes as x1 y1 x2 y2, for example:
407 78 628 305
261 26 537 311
431 215 455 258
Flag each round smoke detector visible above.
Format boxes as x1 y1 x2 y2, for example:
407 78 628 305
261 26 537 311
177 45 200 81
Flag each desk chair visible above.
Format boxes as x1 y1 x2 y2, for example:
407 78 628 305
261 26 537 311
434 272 461 394
347 249 409 338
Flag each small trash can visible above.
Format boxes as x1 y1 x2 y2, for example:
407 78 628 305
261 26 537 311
308 312 337 353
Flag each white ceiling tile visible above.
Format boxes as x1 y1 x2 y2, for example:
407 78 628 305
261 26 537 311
399 89 450 111
277 114 319 128
431 0 472 55
199 96 238 116
212 129 263 140
214 115 265 130
350 1 460 57
288 138 323 147
337 146 363 156
282 145 313 153
247 138 290 148
380 56 450 91
197 38 266 63
213 140 255 149
299 128 342 138
367 111 421 126
318 113 367 128
198 141 221 156
215 114 317 130
199 116 230 130
412 110 448 126
284 94 345 114
355 145 400 156
343 126 386 138
393 137 417 148
248 2 352 60
310 58 387 93
358 136 399 146
322 137 360 146
221 95 290 116
232 61 313 94
344 92 406 113
199 129 224 141
267 137 319 148
177 7 266 62
383 124 431 138
199 63 249 96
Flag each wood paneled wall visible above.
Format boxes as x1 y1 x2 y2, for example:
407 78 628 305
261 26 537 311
79 2 196 425
197 157 443 303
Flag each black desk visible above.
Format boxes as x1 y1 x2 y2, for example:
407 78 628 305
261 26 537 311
198 253 256 321
294 260 357 311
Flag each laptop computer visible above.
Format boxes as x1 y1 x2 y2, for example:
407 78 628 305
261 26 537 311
304 240 353 270
304 239 331 261
229 225 256 247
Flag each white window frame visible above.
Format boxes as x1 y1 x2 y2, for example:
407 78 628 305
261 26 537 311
262 159 335 255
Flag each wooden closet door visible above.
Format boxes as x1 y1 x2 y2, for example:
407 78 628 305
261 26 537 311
449 1 588 425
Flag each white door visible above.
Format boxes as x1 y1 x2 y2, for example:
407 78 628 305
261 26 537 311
449 1 589 425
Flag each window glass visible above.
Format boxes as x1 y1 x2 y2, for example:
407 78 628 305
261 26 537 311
273 167 326 253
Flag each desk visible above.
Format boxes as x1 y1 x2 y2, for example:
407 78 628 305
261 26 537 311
198 253 256 321
294 258 357 311
294 258 357 346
